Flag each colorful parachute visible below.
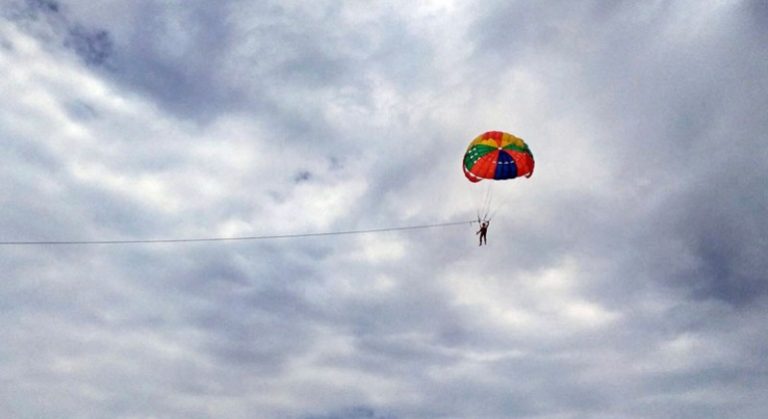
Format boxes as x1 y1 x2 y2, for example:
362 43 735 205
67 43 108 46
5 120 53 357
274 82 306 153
463 131 534 183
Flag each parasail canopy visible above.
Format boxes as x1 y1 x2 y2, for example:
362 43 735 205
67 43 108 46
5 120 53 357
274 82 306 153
463 131 534 183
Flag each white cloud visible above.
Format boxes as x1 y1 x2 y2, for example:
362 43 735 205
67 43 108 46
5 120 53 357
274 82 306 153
1 1 767 418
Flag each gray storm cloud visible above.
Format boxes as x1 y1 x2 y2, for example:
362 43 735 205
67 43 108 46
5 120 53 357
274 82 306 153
1 1 767 418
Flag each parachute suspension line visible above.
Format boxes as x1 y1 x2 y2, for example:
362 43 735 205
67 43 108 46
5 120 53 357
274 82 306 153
472 187 485 224
485 185 513 222
484 186 492 222
478 183 493 222
476 183 510 223
0 220 477 246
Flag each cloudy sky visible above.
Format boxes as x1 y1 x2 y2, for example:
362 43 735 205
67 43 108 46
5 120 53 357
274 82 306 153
2 0 767 417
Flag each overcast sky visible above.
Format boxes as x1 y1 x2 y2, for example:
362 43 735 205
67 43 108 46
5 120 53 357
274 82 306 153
1 1 767 418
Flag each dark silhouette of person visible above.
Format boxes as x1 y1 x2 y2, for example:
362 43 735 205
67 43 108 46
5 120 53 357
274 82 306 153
476 221 489 246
